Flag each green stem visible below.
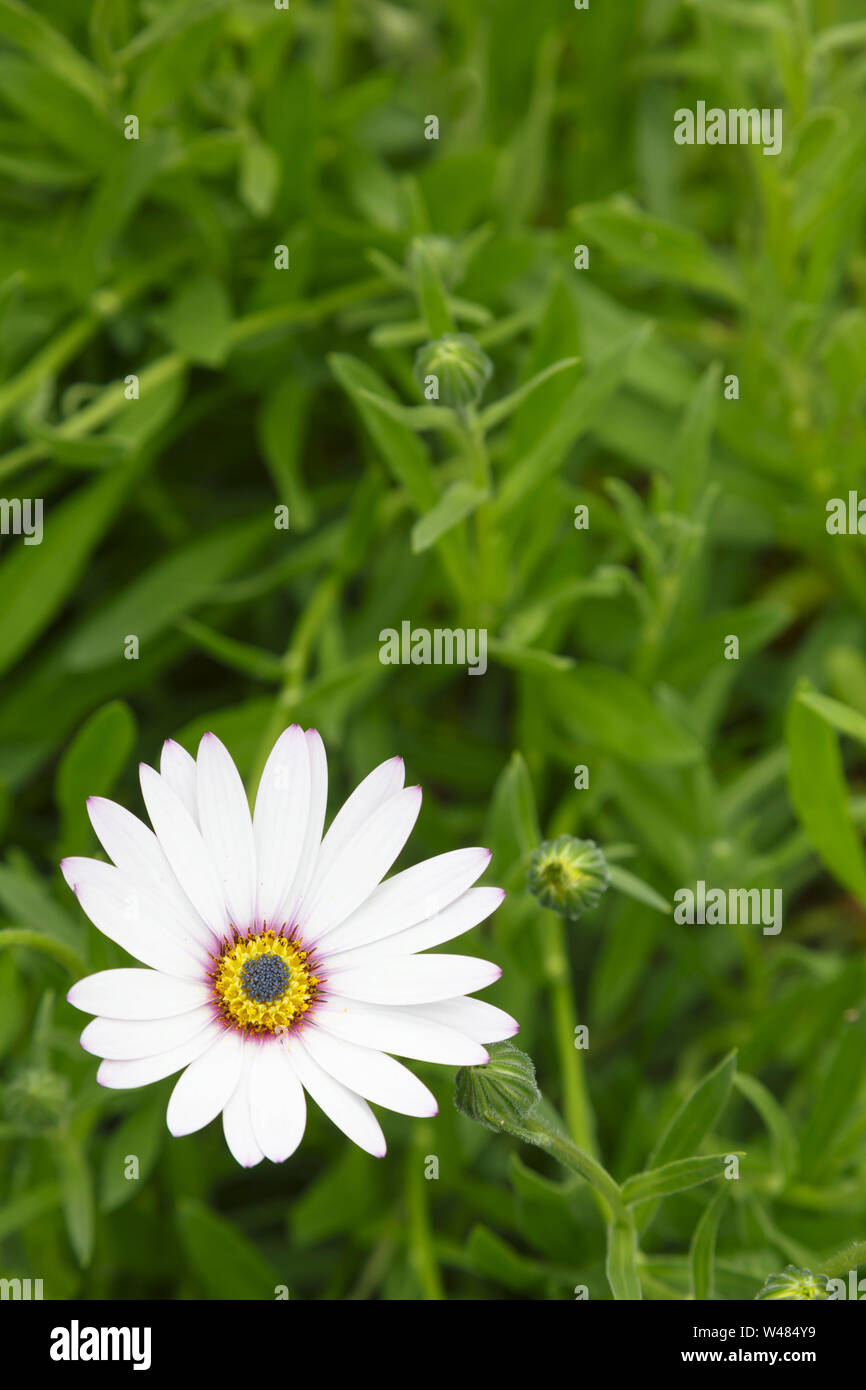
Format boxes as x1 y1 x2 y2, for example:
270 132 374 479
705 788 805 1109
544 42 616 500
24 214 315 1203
406 1124 444 1300
524 1117 623 1219
245 575 340 797
540 912 598 1156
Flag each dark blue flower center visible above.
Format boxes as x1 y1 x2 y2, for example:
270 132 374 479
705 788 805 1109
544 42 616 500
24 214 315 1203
241 953 290 1003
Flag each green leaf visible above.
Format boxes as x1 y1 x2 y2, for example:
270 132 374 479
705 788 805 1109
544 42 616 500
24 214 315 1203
329 353 438 510
56 701 136 855
650 1051 738 1169
797 689 866 750
0 1181 60 1240
671 363 721 513
0 928 85 975
57 1133 94 1268
734 1073 798 1180
623 1153 737 1205
786 682 866 904
410 238 455 339
99 1096 164 1213
487 639 574 676
238 138 280 218
607 863 670 914
0 467 132 679
477 357 580 434
176 1198 282 1300
665 602 791 687
155 275 233 367
572 196 744 303
548 665 703 766
175 617 286 682
0 862 82 950
466 1224 549 1293
495 324 653 517
0 0 109 110
411 481 488 553
62 516 270 671
799 1017 866 1176
690 1190 727 1300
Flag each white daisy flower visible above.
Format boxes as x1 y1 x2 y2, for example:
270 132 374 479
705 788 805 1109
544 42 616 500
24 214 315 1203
63 727 515 1165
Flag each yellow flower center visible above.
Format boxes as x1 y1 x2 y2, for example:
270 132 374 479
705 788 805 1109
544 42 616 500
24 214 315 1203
211 930 321 1036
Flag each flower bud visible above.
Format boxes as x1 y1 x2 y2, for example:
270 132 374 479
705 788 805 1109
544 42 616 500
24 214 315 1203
414 334 493 410
755 1266 830 1301
455 1041 541 1136
527 835 609 920
4 1066 70 1135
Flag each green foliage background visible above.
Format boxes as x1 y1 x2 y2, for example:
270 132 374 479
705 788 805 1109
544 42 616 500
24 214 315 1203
1 0 866 1300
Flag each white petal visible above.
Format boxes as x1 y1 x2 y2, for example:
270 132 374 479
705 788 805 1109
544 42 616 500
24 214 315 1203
96 1022 222 1088
400 996 519 1043
284 1033 386 1158
285 728 328 914
327 953 501 1005
326 887 504 969
160 740 199 823
300 1025 437 1116
252 724 310 929
222 1047 263 1167
81 1006 214 1060
315 997 487 1065
67 969 210 1020
139 762 230 936
86 797 218 952
299 785 422 942
167 1028 245 1136
305 755 404 899
317 846 491 953
196 732 257 932
63 859 208 978
249 1040 307 1162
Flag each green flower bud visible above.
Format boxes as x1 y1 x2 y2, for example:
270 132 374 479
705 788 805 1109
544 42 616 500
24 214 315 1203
755 1266 831 1301
455 1041 541 1136
414 334 493 410
4 1066 70 1135
527 835 609 920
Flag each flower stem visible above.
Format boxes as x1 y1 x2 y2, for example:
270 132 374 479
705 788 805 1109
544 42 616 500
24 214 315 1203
406 1124 444 1300
540 912 598 1156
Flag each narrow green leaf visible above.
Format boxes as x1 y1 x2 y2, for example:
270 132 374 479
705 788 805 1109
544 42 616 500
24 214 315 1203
177 1198 282 1300
57 1134 94 1268
548 664 703 766
56 702 136 854
411 481 488 553
786 682 866 904
607 863 671 914
651 1051 738 1169
0 467 132 679
690 1190 727 1300
477 357 579 434
572 196 744 303
63 517 270 672
623 1153 737 1205
495 324 653 517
